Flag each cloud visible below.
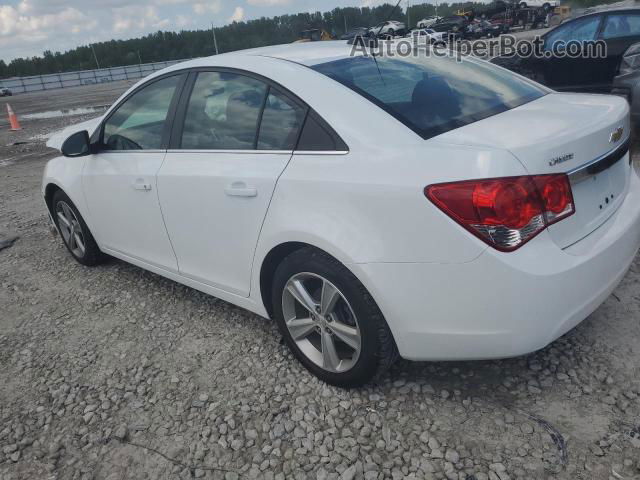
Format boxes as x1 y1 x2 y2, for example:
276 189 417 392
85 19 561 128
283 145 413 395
229 6 245 22
193 1 222 15
247 0 292 5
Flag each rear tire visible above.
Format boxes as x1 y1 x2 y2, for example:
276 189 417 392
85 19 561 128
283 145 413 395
272 248 398 388
52 190 107 267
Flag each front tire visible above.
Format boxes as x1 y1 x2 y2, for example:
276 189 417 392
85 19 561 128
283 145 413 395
52 190 106 266
272 248 397 388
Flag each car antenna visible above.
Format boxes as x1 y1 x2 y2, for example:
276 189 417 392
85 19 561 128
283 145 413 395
348 0 402 49
371 0 404 85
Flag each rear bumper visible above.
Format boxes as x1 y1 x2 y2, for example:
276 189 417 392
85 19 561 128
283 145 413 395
353 166 640 361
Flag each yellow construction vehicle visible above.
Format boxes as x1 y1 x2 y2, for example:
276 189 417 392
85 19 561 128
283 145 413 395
295 29 335 43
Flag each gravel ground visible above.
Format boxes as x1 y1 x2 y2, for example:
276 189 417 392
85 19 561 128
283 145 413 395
1 83 640 480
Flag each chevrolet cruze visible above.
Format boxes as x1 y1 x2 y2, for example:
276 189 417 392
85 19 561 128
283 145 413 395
44 42 640 387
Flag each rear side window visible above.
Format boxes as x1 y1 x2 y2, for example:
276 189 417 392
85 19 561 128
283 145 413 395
297 111 348 151
257 90 306 150
601 14 640 39
181 72 267 150
103 75 181 150
312 55 546 139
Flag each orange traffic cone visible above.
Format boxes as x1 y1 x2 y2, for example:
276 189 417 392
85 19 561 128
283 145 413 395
6 104 21 131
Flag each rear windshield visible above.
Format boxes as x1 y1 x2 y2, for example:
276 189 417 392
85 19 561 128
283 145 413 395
312 54 546 139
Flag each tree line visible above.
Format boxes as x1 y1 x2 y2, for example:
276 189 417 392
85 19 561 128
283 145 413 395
0 0 610 79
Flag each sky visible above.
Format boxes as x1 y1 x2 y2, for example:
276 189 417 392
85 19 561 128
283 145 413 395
0 0 416 62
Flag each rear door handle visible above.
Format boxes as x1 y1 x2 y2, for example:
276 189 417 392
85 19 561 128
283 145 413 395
132 179 152 192
225 182 257 197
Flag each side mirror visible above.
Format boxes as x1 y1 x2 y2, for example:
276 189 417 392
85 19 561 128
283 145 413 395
61 130 92 157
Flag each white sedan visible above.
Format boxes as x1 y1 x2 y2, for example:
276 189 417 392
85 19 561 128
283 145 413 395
44 42 640 387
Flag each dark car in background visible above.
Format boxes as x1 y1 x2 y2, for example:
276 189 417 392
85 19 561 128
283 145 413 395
491 8 640 121
466 19 508 38
432 16 469 35
340 27 369 41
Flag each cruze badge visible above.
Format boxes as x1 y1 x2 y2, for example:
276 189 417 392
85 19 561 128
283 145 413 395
549 153 574 167
610 126 624 143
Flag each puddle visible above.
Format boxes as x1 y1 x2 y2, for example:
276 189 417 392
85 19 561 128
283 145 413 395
0 157 18 167
22 105 109 120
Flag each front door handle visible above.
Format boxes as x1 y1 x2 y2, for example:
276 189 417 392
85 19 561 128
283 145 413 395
225 182 257 197
132 179 152 192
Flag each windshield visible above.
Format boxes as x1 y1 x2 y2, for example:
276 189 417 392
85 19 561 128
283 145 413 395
312 54 546 139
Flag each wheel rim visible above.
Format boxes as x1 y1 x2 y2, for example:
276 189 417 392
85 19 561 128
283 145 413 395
282 272 361 373
56 201 86 257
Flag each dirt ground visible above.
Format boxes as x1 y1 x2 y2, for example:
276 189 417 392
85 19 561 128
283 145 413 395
1 81 640 480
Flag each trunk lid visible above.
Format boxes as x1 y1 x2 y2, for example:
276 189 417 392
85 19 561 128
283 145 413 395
434 93 631 249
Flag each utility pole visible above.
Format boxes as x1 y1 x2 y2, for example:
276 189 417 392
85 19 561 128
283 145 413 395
90 43 100 69
344 15 348 34
212 24 219 55
137 50 142 65
407 0 411 29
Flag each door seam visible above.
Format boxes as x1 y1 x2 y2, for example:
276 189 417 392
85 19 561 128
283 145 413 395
154 151 181 272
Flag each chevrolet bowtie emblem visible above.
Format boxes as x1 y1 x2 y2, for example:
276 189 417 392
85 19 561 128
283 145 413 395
610 126 624 143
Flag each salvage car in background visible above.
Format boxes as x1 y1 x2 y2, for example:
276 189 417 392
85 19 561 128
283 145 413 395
466 19 508 38
518 0 557 10
368 20 406 37
491 7 640 121
340 27 369 41
417 16 442 28
431 15 469 35
44 42 640 387
0 87 12 97
406 28 448 44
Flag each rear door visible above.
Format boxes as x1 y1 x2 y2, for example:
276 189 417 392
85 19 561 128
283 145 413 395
599 12 640 87
157 69 307 296
542 14 605 91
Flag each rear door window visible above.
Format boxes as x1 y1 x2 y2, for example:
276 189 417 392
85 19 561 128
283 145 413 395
257 90 306 150
601 13 640 39
181 71 268 150
544 15 602 48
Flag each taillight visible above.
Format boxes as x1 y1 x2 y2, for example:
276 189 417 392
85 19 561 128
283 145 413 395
425 174 575 251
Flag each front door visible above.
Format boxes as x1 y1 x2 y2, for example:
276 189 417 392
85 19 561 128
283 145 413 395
83 74 185 272
158 70 307 296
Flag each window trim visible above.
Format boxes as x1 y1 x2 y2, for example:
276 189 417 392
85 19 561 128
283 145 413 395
95 72 188 153
168 66 349 154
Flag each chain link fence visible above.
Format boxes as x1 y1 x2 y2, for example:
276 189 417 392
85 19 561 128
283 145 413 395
0 59 186 95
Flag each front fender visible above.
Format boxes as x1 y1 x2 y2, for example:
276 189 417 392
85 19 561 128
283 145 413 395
42 156 94 234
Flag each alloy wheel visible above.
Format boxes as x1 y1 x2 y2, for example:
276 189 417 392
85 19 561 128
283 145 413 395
282 272 361 373
56 201 86 258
